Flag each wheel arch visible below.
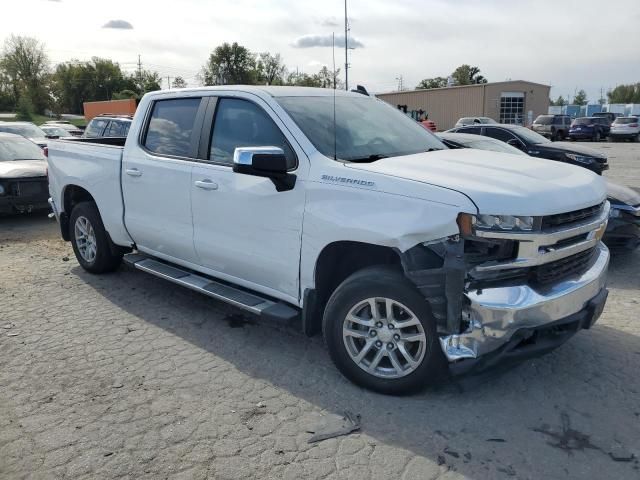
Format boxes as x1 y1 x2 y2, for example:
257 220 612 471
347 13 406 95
302 240 403 336
60 184 96 241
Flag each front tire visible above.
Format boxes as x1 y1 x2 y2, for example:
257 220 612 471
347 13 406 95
323 266 445 395
69 202 123 273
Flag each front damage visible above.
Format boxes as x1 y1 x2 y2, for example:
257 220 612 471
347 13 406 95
400 223 610 375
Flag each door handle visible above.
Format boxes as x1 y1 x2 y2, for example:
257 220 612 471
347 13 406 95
125 168 142 177
194 179 218 190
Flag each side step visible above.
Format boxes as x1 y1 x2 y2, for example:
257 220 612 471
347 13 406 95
123 253 299 322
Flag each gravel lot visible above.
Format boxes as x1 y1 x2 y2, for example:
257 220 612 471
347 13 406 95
1 142 639 480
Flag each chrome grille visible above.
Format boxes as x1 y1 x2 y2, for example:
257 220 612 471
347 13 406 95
542 203 604 230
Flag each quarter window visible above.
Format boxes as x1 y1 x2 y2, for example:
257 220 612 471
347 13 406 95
209 98 295 168
106 121 124 137
144 98 201 157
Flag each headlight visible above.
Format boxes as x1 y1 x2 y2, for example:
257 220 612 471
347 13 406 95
457 213 535 235
609 208 620 219
0 184 5 196
565 153 595 164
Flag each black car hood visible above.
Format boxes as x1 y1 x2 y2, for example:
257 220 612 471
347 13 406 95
534 142 607 160
605 178 640 206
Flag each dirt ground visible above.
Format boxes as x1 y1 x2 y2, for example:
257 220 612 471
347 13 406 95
0 142 639 479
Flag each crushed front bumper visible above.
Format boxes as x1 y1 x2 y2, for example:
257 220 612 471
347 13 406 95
440 242 609 371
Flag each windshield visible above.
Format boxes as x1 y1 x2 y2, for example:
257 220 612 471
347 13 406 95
534 115 554 125
461 137 527 155
510 125 550 144
479 117 497 124
276 96 446 161
0 136 44 161
42 127 69 136
0 123 46 139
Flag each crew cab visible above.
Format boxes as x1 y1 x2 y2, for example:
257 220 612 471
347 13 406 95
47 86 610 394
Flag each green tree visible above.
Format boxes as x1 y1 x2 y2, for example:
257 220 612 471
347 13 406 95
112 89 139 100
171 76 187 89
607 83 640 104
200 42 256 85
140 70 162 92
256 53 286 85
451 64 487 86
573 89 588 106
0 35 50 113
550 95 567 106
15 95 34 121
416 77 447 89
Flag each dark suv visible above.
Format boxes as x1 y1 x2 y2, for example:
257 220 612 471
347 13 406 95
568 117 611 142
531 114 571 141
83 114 133 139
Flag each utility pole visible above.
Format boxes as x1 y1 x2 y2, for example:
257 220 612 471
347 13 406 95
167 76 171 89
396 75 404 92
344 0 348 91
137 54 143 91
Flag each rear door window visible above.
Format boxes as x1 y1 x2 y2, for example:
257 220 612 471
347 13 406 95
106 121 124 137
456 126 482 135
209 98 295 168
143 98 202 157
484 127 518 143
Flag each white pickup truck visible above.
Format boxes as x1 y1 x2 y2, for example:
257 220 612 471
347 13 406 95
47 86 610 394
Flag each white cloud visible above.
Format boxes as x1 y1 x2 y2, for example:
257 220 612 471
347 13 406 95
3 0 640 100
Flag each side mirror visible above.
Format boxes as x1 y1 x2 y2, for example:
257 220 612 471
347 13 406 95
232 146 296 192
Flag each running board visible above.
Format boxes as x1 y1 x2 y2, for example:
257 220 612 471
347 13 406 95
123 253 299 322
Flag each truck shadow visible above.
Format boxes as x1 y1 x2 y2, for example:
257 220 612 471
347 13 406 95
73 250 640 479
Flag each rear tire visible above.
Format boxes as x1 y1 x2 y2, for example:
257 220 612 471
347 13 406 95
322 266 446 395
593 130 601 142
69 202 123 273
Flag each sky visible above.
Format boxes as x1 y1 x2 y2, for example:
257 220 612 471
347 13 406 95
2 0 639 102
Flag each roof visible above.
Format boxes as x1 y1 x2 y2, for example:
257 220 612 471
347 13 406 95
144 85 367 99
377 80 551 97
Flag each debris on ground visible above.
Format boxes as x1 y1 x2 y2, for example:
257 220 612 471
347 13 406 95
7 332 19 337
609 447 636 462
307 411 361 443
62 256 69 262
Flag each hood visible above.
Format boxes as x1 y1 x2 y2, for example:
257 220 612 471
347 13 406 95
0 160 47 178
346 149 606 216
539 142 606 159
605 178 640 206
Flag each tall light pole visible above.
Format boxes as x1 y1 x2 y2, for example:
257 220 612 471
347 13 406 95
344 0 348 91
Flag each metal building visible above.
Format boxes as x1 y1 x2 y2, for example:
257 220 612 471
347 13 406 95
376 80 551 131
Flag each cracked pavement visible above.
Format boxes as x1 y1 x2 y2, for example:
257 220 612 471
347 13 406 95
1 143 639 479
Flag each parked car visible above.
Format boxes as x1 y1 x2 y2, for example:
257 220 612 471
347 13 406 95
592 112 621 123
48 86 610 394
568 117 610 142
42 122 83 137
0 122 50 149
604 180 640 250
454 117 497 128
531 114 571 141
41 125 74 138
439 131 638 251
447 123 609 174
437 131 527 156
83 114 132 138
609 116 640 142
0 133 48 214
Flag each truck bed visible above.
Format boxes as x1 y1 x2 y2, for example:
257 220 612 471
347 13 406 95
47 137 132 246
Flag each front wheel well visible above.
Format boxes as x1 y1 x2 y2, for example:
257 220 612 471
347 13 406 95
302 241 402 336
